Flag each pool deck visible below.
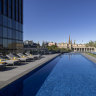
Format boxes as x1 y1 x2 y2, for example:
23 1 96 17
0 54 59 89
82 53 96 64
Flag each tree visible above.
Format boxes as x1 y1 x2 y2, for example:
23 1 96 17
86 41 96 48
47 45 71 53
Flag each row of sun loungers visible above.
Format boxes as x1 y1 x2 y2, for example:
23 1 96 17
0 53 42 70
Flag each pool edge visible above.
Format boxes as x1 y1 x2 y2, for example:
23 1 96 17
81 53 96 64
0 54 61 90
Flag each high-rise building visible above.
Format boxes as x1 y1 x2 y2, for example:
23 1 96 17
0 0 23 53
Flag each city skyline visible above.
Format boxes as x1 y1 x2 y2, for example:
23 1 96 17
24 0 96 44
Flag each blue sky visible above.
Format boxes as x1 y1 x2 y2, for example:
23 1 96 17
24 0 96 44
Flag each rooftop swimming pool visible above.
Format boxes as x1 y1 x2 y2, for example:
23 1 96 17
1 53 96 96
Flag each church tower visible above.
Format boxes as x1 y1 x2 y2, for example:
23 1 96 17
68 35 72 50
74 40 76 44
69 35 71 44
71 40 72 44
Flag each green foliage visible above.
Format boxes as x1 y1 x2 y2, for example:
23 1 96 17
47 45 71 53
86 41 96 48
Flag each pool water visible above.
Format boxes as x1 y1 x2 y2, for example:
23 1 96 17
18 53 96 96
35 54 96 96
1 53 96 96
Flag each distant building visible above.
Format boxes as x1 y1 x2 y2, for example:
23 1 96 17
57 43 68 49
48 35 96 52
24 40 48 54
24 40 40 48
24 40 33 46
48 42 56 46
0 0 23 53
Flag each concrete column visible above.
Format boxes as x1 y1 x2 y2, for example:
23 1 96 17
90 48 91 52
80 48 81 52
75 48 76 52
85 48 86 52
87 48 88 52
90 48 92 52
76 48 77 52
79 48 80 52
86 48 87 52
81 48 82 52
74 48 75 52
84 48 85 52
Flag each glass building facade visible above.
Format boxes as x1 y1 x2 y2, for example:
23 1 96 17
0 0 23 53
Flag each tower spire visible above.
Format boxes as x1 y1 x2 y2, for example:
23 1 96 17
71 40 72 44
69 35 70 44
74 40 76 44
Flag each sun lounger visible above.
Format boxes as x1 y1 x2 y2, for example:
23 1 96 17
33 54 42 59
17 53 29 62
0 56 18 66
5 60 18 66
19 53 35 59
6 53 27 63
5 54 19 65
25 53 36 60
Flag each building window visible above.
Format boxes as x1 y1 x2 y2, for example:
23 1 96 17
13 0 16 20
8 39 12 49
3 27 8 38
0 38 3 48
12 30 16 39
0 26 3 37
0 0 3 14
4 0 8 16
3 16 8 27
0 15 3 25
8 0 12 18
12 40 16 49
8 18 11 28
3 39 8 48
12 20 16 29
19 0 21 22
8 29 12 39
16 0 19 21
16 31 18 39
